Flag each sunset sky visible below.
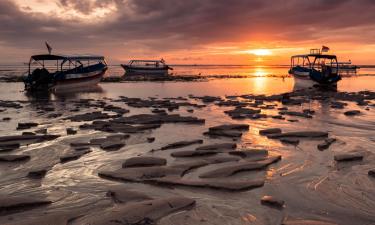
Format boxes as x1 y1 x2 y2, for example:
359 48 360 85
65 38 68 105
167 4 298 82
1 0 375 65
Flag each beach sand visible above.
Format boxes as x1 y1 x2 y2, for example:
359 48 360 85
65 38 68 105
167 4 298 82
0 77 374 225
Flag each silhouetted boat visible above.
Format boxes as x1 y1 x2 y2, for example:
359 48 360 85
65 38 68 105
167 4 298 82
338 61 358 76
24 54 107 91
121 59 172 76
289 48 341 86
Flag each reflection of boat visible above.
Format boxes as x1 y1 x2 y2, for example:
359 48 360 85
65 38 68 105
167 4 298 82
289 48 341 87
24 54 107 92
121 59 172 76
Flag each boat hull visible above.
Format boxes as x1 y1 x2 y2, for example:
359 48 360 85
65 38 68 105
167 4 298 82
53 69 106 92
121 64 169 76
289 67 341 87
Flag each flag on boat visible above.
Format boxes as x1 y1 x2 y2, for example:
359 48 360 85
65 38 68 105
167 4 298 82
322 45 330 52
45 42 52 55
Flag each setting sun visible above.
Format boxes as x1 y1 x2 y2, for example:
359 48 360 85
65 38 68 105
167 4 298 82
249 49 272 56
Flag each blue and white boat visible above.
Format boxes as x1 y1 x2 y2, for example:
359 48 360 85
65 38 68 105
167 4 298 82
289 49 341 87
121 59 172 76
24 54 107 92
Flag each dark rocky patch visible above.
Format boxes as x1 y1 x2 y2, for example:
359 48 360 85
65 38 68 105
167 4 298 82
199 156 281 178
122 157 167 168
204 124 249 138
0 142 20 152
17 122 38 130
100 140 125 151
66 128 77 135
106 188 152 203
171 150 218 158
148 178 265 191
334 152 364 162
71 197 195 225
317 138 337 151
0 196 51 216
267 131 328 139
195 143 236 151
279 111 312 118
60 149 91 163
228 149 268 159
344 110 361 116
161 139 203 150
0 155 30 162
259 128 282 136
0 134 59 143
147 137 155 143
282 219 338 225
368 169 375 178
67 111 115 122
280 138 300 145
27 168 49 179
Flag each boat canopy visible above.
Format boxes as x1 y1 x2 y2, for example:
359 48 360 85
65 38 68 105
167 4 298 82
291 54 337 60
31 54 105 61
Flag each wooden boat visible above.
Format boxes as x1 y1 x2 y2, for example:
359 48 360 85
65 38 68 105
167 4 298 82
24 54 107 91
289 49 341 87
121 59 172 76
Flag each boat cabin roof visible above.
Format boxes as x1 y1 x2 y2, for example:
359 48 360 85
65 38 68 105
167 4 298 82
291 54 337 60
130 60 165 63
31 54 105 61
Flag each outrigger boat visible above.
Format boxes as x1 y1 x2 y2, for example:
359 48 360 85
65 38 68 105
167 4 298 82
24 54 107 92
289 48 341 86
121 59 172 76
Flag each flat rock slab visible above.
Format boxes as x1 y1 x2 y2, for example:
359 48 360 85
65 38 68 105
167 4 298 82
317 138 337 151
259 128 282 135
260 195 285 208
267 131 328 139
195 143 237 151
100 141 125 151
282 219 338 225
122 157 167 168
149 177 265 191
67 111 114 122
344 110 361 116
171 150 218 158
199 156 281 178
229 149 268 159
161 139 203 150
60 150 91 163
0 135 59 143
106 188 152 203
0 142 20 152
0 196 51 216
27 168 49 179
209 124 249 131
71 197 195 225
334 152 364 162
17 122 38 130
0 155 30 162
100 161 210 182
280 138 300 145
204 130 243 138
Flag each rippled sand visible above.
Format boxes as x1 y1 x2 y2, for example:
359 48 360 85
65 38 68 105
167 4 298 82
0 77 374 225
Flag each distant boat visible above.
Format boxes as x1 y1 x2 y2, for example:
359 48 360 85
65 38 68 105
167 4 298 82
338 61 358 76
24 54 107 92
289 48 341 86
121 59 173 76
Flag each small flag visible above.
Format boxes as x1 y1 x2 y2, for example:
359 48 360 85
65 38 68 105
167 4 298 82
45 42 52 54
322 45 330 52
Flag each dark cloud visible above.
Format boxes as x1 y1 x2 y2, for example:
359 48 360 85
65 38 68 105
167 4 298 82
1 0 375 62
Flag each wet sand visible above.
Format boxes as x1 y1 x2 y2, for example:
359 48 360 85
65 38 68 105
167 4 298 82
0 77 375 225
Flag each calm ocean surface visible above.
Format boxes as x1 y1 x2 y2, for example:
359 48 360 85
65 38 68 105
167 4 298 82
1 64 375 78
